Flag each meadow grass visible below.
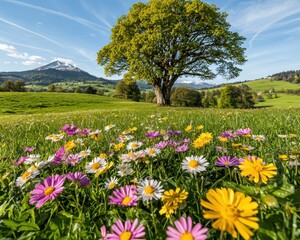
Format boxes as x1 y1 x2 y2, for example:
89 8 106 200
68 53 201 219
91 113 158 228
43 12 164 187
1 106 300 239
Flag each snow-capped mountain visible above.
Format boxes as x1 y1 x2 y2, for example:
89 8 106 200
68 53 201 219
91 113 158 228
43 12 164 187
35 60 81 72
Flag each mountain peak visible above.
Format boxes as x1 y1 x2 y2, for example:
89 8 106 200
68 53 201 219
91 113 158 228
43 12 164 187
35 61 81 72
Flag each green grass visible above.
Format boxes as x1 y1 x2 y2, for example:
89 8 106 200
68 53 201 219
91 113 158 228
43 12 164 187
239 78 300 91
255 93 300 108
0 92 156 115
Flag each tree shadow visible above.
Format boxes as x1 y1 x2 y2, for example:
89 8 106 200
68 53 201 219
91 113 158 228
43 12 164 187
254 105 273 109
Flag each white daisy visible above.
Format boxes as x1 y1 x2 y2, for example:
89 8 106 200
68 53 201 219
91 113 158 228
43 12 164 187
104 177 119 190
104 124 116 131
119 151 138 162
24 154 41 164
79 149 91 159
182 155 209 174
126 141 143 150
252 135 266 142
86 157 107 173
45 133 64 142
137 178 164 202
117 135 134 143
144 147 161 157
116 163 134 176
16 168 40 187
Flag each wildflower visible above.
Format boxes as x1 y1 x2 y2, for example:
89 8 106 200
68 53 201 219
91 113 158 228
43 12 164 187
66 154 81 166
77 128 91 135
117 134 134 143
117 163 134 176
104 124 115 131
155 141 168 149
239 156 277 184
137 178 164 202
145 131 160 138
14 156 29 166
278 134 288 138
182 155 209 174
215 156 240 167
289 133 297 138
29 174 66 208
23 147 36 152
240 145 254 151
166 216 208 240
235 128 252 136
106 218 145 239
75 138 85 146
193 132 213 148
16 168 40 187
99 226 107 240
288 161 300 166
105 176 118 190
119 151 138 162
252 135 266 142
45 133 64 142
51 147 67 165
126 141 143 150
175 144 189 152
232 143 242 147
221 130 236 139
64 140 75 151
218 136 228 142
79 149 91 158
159 188 188 218
89 129 102 141
24 154 41 164
167 130 181 136
109 185 138 207
66 172 90 187
95 162 114 177
201 188 259 240
279 154 289 161
144 147 161 157
113 142 125 152
185 125 192 132
86 157 107 173
197 125 204 130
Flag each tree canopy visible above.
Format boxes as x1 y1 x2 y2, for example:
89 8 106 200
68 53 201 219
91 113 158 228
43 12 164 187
97 0 246 105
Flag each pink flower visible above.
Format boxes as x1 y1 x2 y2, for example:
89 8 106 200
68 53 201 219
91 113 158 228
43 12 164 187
106 218 146 240
215 156 240 167
66 172 90 187
23 147 36 152
29 174 66 208
155 141 168 149
51 147 67 165
175 144 189 152
13 156 29 166
108 185 138 207
145 131 160 138
66 154 81 166
166 216 208 240
99 226 107 240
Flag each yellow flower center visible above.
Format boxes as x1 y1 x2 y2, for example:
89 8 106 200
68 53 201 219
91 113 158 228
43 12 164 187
109 182 115 189
81 151 86 155
120 231 132 240
91 162 101 170
30 166 37 171
253 162 263 172
149 149 155 155
144 185 155 195
221 206 240 221
21 171 31 180
224 161 231 166
131 143 138 148
44 186 55 196
122 196 132 205
188 160 199 168
180 232 194 240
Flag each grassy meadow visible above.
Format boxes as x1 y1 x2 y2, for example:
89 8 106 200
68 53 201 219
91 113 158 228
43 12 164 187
0 91 300 239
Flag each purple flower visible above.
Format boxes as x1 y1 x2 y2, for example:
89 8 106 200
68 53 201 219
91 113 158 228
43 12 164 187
235 128 252 136
166 216 208 240
62 123 78 135
14 156 29 166
66 172 90 187
155 141 168 149
106 218 146 239
215 156 240 167
77 128 91 135
167 130 182 136
220 130 236 139
51 147 67 165
109 185 138 207
29 174 66 208
66 154 81 166
23 147 36 152
175 144 189 152
145 131 160 138
168 140 177 147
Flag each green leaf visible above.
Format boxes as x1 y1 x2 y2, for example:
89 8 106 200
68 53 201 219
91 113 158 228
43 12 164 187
18 222 40 232
2 220 19 230
271 183 295 198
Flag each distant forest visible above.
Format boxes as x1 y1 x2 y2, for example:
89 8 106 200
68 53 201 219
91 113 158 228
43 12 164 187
271 70 300 83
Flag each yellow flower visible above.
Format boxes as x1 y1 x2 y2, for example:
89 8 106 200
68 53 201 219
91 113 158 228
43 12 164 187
114 142 125 152
129 127 137 132
185 125 192 132
95 162 114 177
239 156 277 184
162 116 167 122
289 134 297 138
99 153 107 159
201 188 259 240
218 137 228 142
159 203 178 219
193 132 213 148
196 125 204 130
278 154 289 161
232 143 242 148
65 140 75 151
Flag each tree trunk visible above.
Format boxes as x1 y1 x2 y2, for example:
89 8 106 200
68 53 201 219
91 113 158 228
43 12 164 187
154 84 171 106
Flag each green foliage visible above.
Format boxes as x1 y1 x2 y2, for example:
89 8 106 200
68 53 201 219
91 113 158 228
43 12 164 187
97 0 246 105
114 80 141 101
171 87 201 107
84 86 97 94
0 80 26 92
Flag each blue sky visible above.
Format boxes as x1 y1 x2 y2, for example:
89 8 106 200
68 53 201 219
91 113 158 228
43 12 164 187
1 0 300 84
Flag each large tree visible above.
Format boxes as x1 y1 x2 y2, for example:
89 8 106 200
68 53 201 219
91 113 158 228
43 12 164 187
97 0 246 105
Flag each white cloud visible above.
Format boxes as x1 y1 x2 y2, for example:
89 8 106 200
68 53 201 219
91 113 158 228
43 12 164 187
0 43 16 53
22 60 43 66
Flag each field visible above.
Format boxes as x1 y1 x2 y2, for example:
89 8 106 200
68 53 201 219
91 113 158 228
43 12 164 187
0 93 300 239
